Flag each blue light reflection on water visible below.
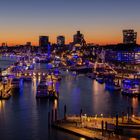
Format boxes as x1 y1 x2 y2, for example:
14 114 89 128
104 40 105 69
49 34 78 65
0 58 140 139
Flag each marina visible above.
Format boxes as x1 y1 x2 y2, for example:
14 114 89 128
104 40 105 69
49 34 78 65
0 55 140 139
0 42 140 140
1 0 140 139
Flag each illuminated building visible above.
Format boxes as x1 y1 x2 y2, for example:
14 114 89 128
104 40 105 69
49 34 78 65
57 36 65 46
105 44 140 64
123 29 137 44
73 31 86 46
104 44 140 74
39 36 49 47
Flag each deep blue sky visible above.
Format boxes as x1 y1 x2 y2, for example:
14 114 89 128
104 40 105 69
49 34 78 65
0 0 140 45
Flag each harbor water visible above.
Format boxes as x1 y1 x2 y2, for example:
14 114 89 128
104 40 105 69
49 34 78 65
0 57 140 140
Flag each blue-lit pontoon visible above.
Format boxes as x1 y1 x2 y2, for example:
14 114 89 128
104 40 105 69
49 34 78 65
105 74 121 91
105 81 121 91
121 79 140 96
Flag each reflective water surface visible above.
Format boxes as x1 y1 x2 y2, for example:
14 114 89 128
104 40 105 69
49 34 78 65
0 59 140 140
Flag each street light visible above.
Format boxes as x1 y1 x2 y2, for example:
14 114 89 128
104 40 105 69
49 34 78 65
101 114 103 118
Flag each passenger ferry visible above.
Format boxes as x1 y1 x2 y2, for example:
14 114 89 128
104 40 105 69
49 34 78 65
105 74 121 91
11 78 21 89
105 81 121 91
121 79 140 96
36 81 49 98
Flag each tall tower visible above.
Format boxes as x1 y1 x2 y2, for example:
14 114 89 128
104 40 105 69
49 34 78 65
123 29 137 44
39 36 49 47
73 31 86 46
57 36 65 46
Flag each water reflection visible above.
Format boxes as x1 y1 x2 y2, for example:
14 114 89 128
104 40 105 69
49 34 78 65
0 100 5 113
1 62 140 139
132 98 139 114
53 99 58 110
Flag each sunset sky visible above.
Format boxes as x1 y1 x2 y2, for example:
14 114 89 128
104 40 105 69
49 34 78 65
0 0 140 46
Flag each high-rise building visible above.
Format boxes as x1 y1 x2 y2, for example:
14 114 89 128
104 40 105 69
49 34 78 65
73 31 86 46
1 42 8 48
57 36 65 46
39 36 49 47
73 31 84 44
123 29 137 44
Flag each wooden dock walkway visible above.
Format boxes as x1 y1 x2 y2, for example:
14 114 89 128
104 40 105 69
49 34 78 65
53 121 130 140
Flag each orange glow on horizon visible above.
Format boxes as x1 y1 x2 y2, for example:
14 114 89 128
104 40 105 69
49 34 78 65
0 33 140 46
3 39 140 46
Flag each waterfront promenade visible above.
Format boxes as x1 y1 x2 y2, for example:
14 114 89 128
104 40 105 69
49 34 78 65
53 120 131 140
51 114 140 140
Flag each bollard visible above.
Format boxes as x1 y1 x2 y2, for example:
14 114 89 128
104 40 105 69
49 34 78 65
127 106 130 122
122 112 124 123
55 109 57 121
131 106 133 116
48 112 51 127
64 104 67 120
80 108 83 118
105 121 108 132
51 109 54 123
101 120 104 136
116 114 118 131
0 91 2 98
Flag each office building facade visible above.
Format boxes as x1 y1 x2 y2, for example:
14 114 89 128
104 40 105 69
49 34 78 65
57 36 65 46
123 29 137 44
39 36 49 47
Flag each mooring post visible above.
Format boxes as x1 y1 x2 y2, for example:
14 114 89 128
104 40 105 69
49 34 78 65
122 112 124 123
105 121 108 132
80 108 83 118
116 114 118 132
131 106 133 116
101 120 104 136
51 109 54 123
64 104 67 120
55 109 57 121
127 106 130 122
48 112 51 127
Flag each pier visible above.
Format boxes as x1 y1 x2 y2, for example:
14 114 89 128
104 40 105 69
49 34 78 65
52 115 134 140
0 80 11 100
50 105 140 140
52 114 140 140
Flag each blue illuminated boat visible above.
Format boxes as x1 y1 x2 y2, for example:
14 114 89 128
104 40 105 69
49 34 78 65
11 78 21 89
105 74 121 91
96 73 104 84
105 81 121 91
121 79 140 96
36 80 58 99
36 81 49 98
28 64 34 70
86 73 96 79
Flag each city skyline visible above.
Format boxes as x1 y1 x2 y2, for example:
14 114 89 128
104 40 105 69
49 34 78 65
0 0 140 46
